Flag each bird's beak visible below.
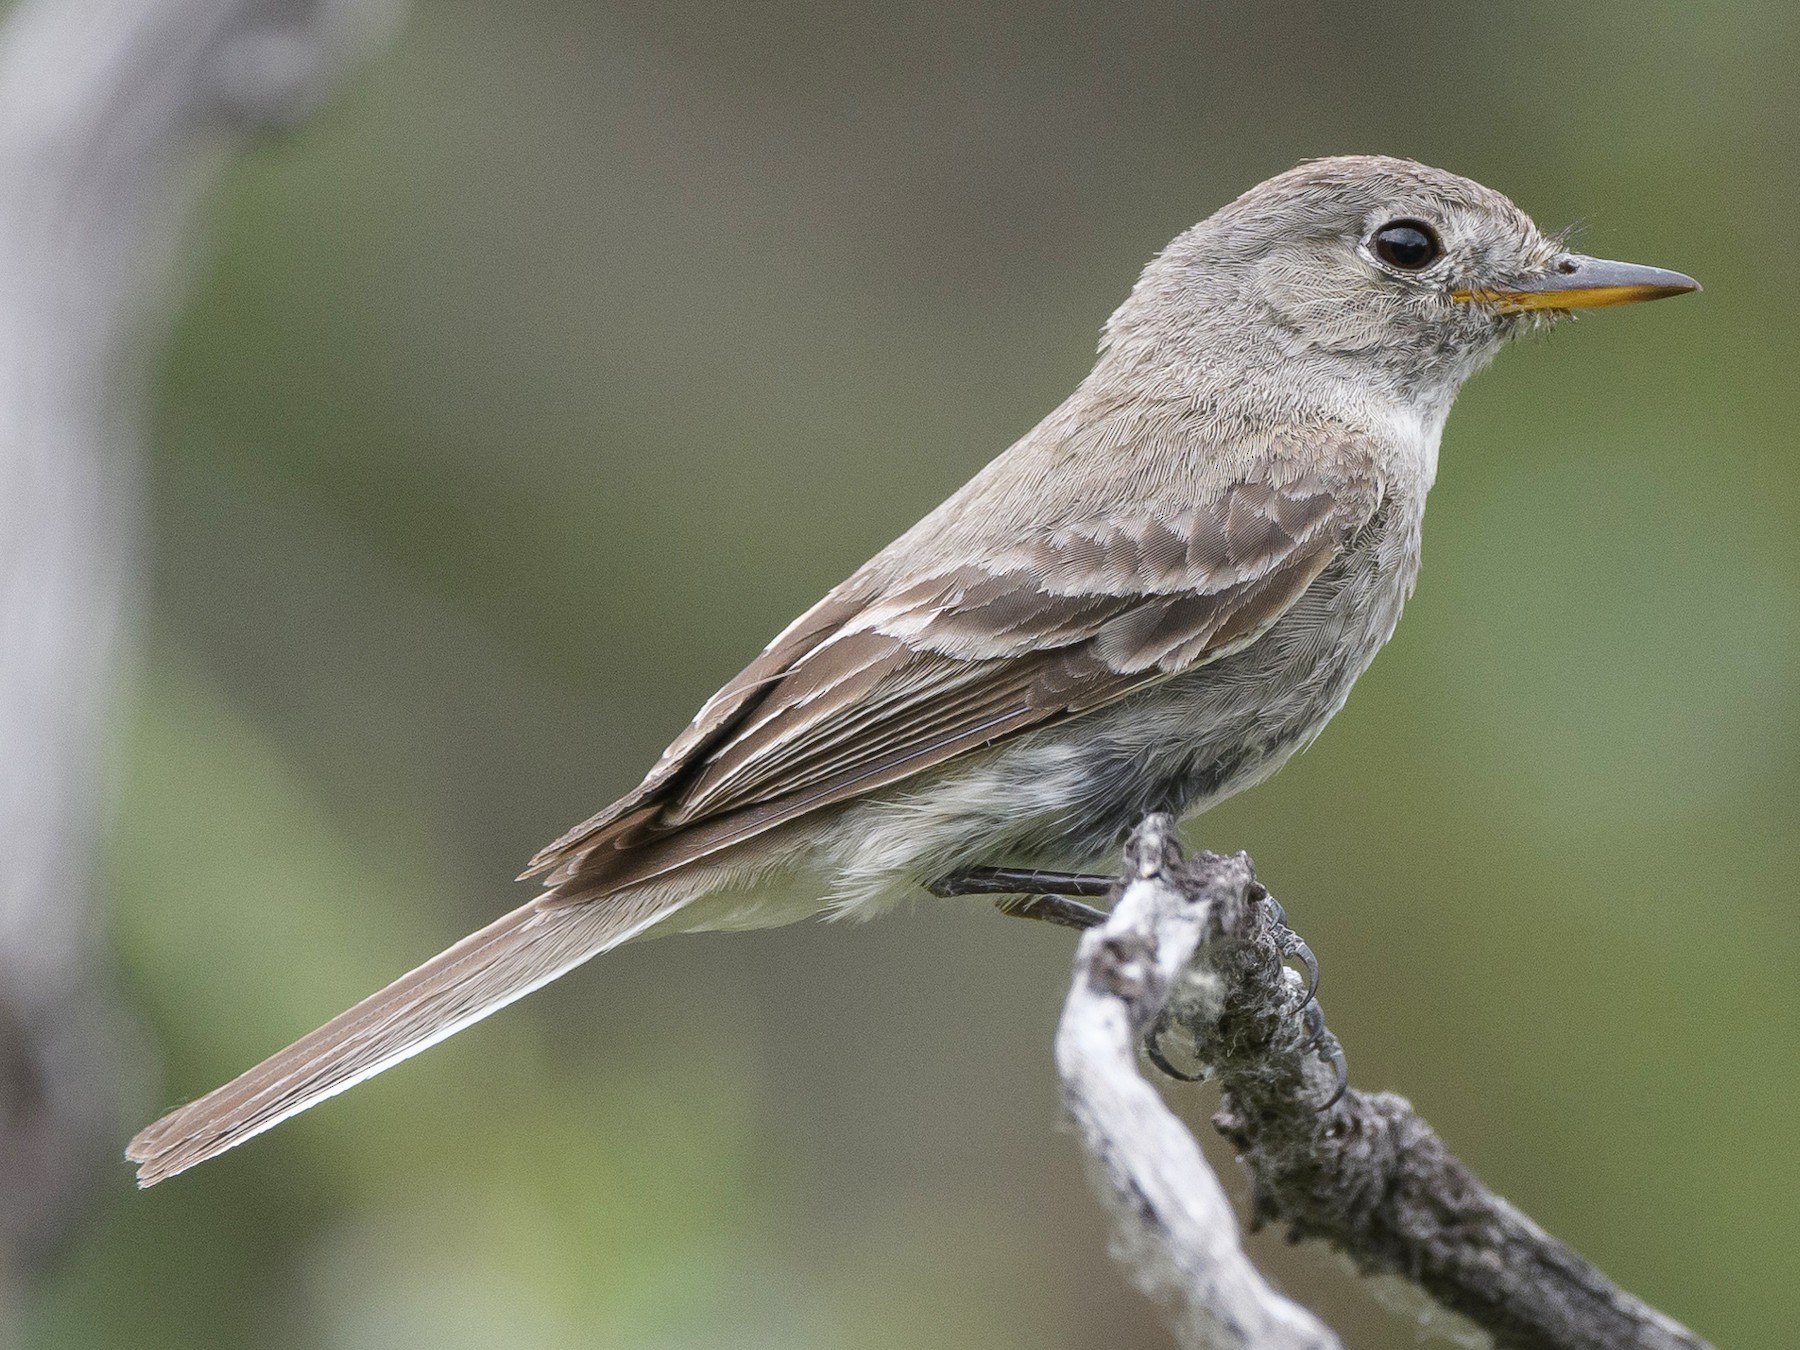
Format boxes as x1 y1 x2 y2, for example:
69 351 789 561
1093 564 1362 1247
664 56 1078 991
1454 254 1700 313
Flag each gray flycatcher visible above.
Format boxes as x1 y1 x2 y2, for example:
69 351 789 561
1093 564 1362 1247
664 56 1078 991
129 155 1697 1185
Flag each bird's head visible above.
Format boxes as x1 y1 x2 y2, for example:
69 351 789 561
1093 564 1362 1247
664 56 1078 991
1106 155 1697 412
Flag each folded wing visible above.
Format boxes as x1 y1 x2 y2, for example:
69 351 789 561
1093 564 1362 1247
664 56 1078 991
530 469 1373 901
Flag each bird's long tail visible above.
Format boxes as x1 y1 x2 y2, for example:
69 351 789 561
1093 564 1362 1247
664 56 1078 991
127 889 682 1187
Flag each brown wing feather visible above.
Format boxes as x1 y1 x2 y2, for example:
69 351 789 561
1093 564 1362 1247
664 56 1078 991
530 472 1365 902
521 583 875 875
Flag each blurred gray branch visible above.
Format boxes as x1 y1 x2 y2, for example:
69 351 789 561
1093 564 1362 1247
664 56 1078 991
1057 815 1714 1350
0 0 398 1288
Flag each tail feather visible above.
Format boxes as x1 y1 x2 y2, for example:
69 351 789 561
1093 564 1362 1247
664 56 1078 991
128 891 680 1187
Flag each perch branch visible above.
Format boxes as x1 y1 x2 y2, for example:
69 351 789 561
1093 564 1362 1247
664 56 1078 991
1055 814 1713 1350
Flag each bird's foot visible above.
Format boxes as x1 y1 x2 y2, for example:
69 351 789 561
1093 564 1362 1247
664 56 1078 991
1140 887 1346 1108
948 861 1345 1106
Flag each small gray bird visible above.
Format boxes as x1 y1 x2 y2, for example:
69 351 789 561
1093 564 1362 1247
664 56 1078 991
129 156 1696 1185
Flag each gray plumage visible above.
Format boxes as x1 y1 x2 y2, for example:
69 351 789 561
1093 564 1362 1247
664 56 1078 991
128 155 1696 1185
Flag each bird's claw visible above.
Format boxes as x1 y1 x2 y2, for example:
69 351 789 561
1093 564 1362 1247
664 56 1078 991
1319 1039 1350 1111
1144 1020 1205 1082
1300 999 1349 1110
1261 894 1319 1009
1259 890 1286 929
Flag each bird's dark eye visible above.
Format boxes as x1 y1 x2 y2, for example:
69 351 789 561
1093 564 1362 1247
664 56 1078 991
1370 220 1443 271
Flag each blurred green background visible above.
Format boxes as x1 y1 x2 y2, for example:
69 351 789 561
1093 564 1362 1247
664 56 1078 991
21 1 1800 1346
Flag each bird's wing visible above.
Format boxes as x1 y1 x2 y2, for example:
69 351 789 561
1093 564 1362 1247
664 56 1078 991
528 469 1374 901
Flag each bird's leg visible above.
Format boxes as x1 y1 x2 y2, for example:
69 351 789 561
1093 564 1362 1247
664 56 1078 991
989 892 1111 931
929 866 1116 899
931 866 1115 931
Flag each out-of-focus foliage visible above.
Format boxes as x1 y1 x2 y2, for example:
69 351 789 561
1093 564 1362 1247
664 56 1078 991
19 2 1799 1345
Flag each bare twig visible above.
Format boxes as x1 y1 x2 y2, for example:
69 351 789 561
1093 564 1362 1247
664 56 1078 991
1055 814 1713 1350
0 0 397 1283
1055 816 1340 1350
